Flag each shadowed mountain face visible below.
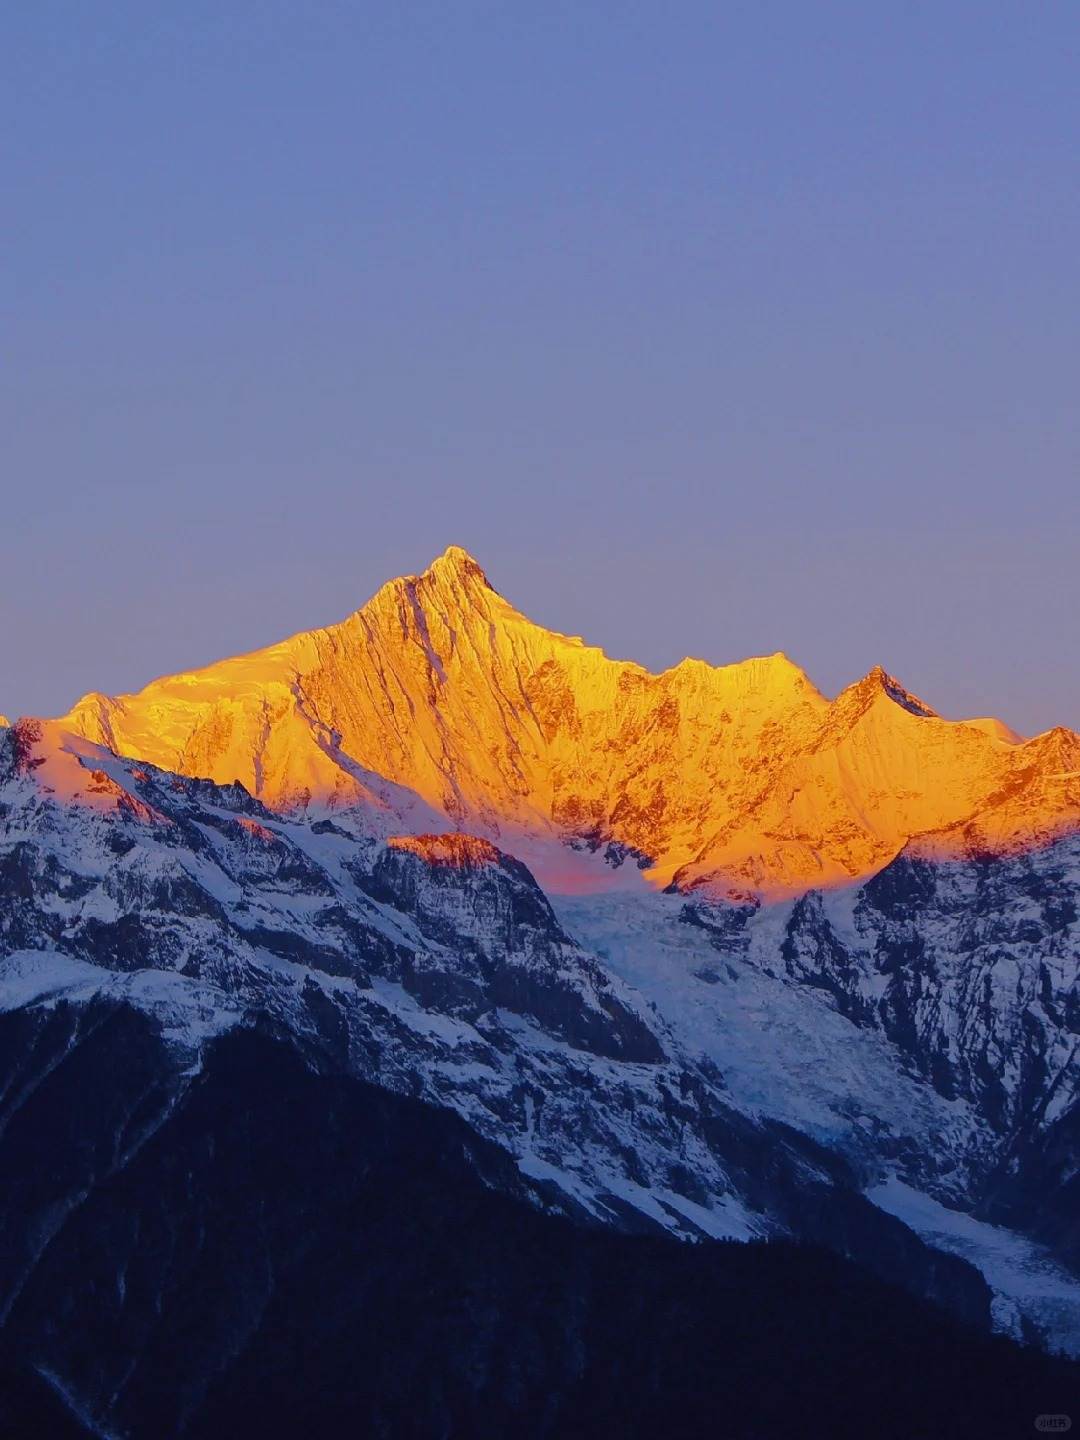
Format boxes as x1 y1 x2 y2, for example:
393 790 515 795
0 1014 1075 1440
0 722 1002 1288
55 547 1080 899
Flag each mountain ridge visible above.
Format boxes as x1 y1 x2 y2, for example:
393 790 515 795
37 546 1080 899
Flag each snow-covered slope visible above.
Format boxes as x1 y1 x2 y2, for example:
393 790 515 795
559 865 1080 1350
57 547 1080 899
0 718 898 1256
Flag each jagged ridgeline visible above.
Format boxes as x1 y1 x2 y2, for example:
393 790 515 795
57 545 1080 898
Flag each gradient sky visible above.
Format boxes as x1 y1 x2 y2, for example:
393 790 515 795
4 3 1078 735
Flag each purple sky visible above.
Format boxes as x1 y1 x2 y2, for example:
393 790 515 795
4 4 1078 735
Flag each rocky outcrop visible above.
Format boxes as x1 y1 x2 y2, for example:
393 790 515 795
366 834 663 1061
679 829 1080 1239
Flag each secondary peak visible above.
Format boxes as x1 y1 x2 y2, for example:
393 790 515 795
860 665 937 718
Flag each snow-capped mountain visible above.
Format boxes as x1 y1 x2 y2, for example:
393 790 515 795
2 546 1080 1391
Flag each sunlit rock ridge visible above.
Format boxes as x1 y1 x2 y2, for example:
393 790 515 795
58 545 1080 899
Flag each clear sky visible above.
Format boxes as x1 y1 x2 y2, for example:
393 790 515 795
4 3 1078 735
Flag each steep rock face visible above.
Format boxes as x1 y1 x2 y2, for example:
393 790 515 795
561 876 1080 1351
55 547 1080 898
981 1102 1080 1274
661 831 1080 1246
774 834 1080 1141
367 834 663 1060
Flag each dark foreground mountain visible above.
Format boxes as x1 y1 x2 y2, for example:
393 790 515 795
0 1012 1074 1440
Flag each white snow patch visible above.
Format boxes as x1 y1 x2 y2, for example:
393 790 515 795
556 892 988 1181
868 1177 1080 1357
0 950 240 1047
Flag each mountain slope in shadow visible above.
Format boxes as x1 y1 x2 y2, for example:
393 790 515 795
0 1008 1074 1440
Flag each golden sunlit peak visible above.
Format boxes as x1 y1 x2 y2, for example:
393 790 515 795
357 545 498 625
851 665 937 718
423 545 491 587
51 546 1080 901
753 650 810 677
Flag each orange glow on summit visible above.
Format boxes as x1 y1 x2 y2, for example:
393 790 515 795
53 546 1080 900
387 834 506 869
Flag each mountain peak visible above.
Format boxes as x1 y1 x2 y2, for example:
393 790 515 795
857 666 937 718
360 546 498 628
422 545 492 589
